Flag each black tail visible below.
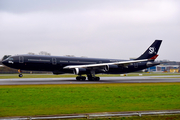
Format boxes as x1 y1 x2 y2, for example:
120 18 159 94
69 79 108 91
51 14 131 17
135 40 162 60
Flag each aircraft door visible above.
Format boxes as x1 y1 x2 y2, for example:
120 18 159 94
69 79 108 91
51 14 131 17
134 63 138 68
52 58 57 65
19 56 24 63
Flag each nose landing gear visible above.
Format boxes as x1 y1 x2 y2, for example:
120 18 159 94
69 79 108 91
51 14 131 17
19 74 23 77
18 69 23 77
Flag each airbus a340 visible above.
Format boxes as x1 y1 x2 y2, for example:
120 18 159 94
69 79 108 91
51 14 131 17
2 40 162 81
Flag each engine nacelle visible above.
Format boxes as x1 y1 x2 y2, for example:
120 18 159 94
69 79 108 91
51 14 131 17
104 65 119 71
73 68 87 75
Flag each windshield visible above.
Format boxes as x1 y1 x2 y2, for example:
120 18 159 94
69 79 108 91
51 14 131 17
2 55 12 61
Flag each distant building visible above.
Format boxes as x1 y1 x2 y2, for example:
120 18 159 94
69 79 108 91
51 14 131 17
170 69 179 73
147 65 179 72
147 60 180 72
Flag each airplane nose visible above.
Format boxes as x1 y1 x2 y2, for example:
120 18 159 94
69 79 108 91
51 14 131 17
2 59 8 66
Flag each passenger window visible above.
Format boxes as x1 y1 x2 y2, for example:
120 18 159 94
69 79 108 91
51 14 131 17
19 56 24 63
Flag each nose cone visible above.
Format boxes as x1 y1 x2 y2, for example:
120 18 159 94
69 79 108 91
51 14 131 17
2 59 8 66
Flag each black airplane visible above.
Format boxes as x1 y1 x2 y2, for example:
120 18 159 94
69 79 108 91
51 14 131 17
2 40 162 81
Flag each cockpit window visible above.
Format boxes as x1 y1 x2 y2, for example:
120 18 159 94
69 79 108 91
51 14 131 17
4 57 9 61
9 58 14 60
5 57 13 61
2 55 12 61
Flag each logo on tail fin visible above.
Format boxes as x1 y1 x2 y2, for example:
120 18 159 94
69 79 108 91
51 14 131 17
135 40 162 60
149 47 155 54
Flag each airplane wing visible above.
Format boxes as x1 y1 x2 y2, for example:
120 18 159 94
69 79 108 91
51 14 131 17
63 59 148 69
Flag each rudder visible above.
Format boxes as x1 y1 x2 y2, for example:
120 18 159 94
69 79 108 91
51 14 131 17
135 40 162 60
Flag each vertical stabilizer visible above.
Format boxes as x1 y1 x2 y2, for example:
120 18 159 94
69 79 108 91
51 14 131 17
135 40 162 60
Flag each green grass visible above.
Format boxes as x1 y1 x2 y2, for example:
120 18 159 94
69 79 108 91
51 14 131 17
0 72 180 79
0 83 180 117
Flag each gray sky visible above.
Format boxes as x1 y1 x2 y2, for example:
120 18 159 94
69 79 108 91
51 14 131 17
0 0 180 61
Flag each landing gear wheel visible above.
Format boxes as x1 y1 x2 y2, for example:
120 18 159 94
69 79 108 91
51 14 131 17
76 76 80 81
18 69 23 77
95 77 100 81
82 76 86 81
19 74 23 77
87 76 93 81
76 76 86 81
87 76 100 81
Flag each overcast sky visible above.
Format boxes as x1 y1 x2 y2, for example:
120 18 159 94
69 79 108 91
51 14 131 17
0 0 180 61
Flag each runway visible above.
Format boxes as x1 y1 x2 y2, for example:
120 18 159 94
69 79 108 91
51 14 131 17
0 76 180 85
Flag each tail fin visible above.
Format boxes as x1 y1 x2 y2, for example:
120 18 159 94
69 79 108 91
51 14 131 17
135 40 162 60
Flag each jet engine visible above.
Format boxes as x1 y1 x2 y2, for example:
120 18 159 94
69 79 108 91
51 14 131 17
73 68 87 75
104 65 119 71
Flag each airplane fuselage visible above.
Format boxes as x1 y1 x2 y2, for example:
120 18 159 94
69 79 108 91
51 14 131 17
2 40 162 81
2 54 158 75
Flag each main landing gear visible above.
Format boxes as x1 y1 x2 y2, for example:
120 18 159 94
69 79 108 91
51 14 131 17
76 70 100 81
76 76 100 81
18 69 23 77
87 70 100 81
76 76 86 81
87 75 100 81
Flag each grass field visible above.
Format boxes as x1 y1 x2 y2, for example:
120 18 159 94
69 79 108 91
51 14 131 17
0 83 180 117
